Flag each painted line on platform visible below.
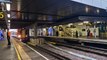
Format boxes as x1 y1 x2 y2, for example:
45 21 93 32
13 39 31 60
13 42 22 60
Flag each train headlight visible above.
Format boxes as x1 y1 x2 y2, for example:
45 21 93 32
18 35 21 38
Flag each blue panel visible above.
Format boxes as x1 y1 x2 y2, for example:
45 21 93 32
48 27 53 36
0 30 4 40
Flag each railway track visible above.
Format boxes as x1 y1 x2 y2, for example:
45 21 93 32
36 46 71 60
28 44 71 60
27 42 107 60
77 45 107 52
28 44 97 60
55 43 107 57
46 43 97 60
46 43 107 60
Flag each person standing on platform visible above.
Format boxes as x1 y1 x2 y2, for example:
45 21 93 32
87 29 90 38
75 31 78 38
56 30 59 36
7 29 11 45
93 29 96 38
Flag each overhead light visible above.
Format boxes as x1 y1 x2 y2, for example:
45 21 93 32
96 21 101 23
85 7 89 13
7 14 10 18
8 25 10 29
6 3 11 11
8 20 10 22
97 9 100 13
83 21 89 23
8 23 10 26
8 23 10 28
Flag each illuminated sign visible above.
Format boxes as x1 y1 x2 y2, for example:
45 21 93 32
0 12 4 19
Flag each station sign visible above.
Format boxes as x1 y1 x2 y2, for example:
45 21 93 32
0 12 4 19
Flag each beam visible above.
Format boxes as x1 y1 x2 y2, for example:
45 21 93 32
11 10 63 16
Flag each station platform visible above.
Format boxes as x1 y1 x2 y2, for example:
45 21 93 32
38 36 107 44
0 37 48 60
0 40 18 60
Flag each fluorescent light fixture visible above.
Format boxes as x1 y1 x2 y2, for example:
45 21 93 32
97 9 100 13
8 25 10 29
8 23 10 26
8 20 10 22
6 3 11 11
85 7 89 13
83 21 89 23
7 14 10 18
96 21 101 23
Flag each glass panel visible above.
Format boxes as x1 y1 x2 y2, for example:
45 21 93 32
72 0 107 9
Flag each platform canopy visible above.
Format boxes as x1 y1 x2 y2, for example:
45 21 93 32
1 0 107 29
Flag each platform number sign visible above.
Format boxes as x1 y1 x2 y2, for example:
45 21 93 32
0 12 4 19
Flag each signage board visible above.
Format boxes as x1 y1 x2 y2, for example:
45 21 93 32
0 12 4 19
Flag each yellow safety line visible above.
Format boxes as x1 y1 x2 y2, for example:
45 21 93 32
13 38 31 60
13 41 22 60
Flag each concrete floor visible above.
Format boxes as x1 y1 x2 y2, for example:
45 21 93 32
0 40 18 60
